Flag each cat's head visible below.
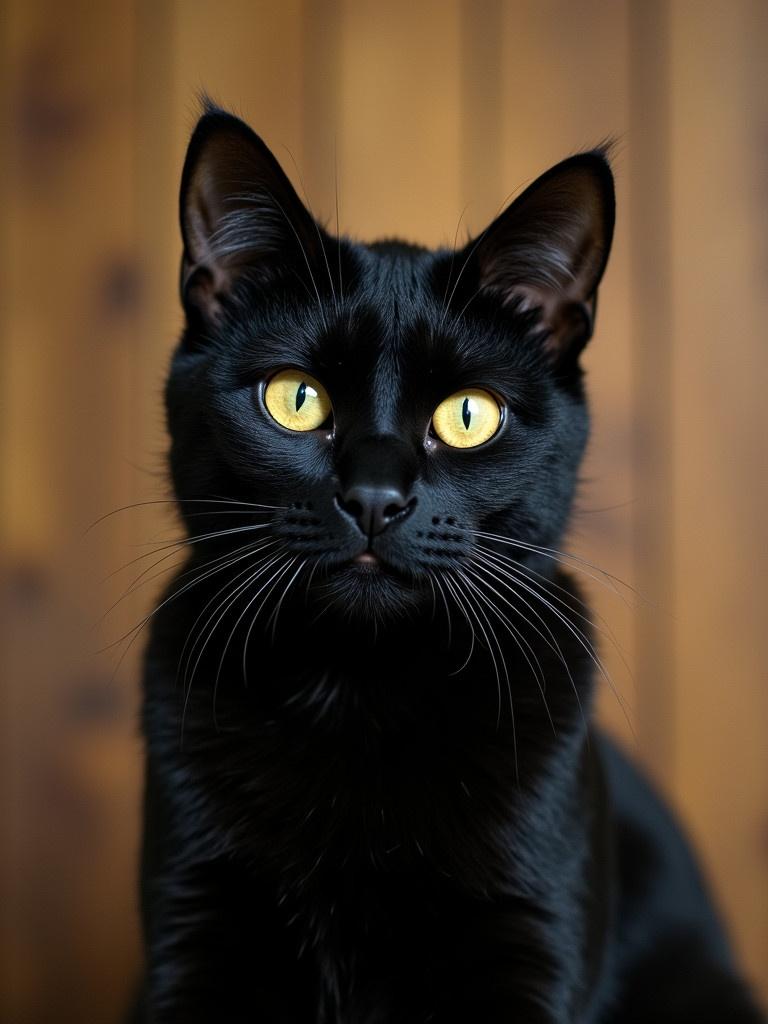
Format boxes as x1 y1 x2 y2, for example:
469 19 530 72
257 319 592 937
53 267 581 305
167 103 614 626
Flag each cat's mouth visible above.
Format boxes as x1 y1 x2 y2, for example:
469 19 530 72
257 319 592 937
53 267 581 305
309 546 427 621
352 551 381 568
342 548 409 583
324 542 414 583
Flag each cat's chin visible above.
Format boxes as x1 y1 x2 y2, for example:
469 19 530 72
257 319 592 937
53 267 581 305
310 558 427 624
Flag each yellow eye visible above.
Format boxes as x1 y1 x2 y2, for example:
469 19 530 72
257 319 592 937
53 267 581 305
264 369 331 432
432 389 502 448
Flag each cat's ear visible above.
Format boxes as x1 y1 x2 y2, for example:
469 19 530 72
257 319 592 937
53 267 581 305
468 149 615 363
179 102 322 324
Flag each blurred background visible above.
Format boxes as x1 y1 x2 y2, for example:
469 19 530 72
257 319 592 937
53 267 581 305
1 1 766 1021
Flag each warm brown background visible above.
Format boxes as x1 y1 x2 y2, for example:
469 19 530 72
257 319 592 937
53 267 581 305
1 2 766 1022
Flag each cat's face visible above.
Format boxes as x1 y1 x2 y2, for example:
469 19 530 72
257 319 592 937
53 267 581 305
167 105 614 625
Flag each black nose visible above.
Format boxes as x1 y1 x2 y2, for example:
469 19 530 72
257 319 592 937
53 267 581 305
337 484 414 538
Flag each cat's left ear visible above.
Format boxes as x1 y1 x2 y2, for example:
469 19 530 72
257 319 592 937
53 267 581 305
469 149 615 363
178 102 325 326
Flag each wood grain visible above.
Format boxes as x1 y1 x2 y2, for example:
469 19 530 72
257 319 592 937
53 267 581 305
1 1 765 1017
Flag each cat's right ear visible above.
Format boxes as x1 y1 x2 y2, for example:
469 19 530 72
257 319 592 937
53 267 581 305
179 104 322 325
460 148 615 366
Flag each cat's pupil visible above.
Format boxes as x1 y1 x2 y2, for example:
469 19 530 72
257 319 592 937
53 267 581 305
296 381 307 412
462 396 472 430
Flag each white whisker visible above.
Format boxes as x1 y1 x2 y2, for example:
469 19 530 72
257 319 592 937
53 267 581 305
453 571 519 778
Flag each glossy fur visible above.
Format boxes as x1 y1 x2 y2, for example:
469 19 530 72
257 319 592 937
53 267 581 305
134 105 764 1022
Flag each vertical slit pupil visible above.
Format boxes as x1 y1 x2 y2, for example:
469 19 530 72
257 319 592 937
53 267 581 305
295 381 307 412
462 396 472 430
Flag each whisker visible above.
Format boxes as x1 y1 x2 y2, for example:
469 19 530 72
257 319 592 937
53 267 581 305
444 573 506 731
470 530 638 604
180 549 289 741
430 571 466 672
473 548 634 734
240 555 299 686
302 557 324 602
453 572 518 778
167 508 285 519
102 522 275 582
439 202 470 320
99 541 267 691
86 497 286 534
448 281 488 331
195 548 291 718
425 571 438 625
471 553 580 685
459 569 544 766
334 136 343 308
477 544 635 684
232 187 329 333
266 558 307 642
280 147 339 317
176 542 284 693
441 574 479 675
465 560 572 736
477 541 591 615
437 188 519 334
96 536 272 630
211 554 298 726
465 564 551 680
183 548 289 698
98 538 281 658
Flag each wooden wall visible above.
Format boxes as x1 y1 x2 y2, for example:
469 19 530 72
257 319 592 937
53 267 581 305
1 2 766 1020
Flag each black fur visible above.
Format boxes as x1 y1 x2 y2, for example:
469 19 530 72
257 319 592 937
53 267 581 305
135 105 764 1022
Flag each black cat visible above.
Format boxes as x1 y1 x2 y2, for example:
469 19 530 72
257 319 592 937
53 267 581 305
134 102 764 1022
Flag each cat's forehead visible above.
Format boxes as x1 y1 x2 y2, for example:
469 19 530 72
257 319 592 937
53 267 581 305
273 238 533 407
237 237 533 396
354 241 438 329
305 240 443 368
330 240 524 376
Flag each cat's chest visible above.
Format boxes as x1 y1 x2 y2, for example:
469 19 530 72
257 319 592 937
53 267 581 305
177 674 525 888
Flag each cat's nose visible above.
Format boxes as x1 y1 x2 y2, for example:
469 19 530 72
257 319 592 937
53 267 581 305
335 433 418 539
336 484 413 538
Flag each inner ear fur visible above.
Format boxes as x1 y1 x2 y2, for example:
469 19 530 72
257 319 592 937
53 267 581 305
179 103 323 324
471 149 615 362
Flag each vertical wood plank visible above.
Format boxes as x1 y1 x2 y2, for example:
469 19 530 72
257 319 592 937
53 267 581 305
627 0 675 781
1 1 765 1014
170 0 306 195
460 0 503 234
301 0 343 217
498 0 637 747
669 0 768 1000
0 2 144 1021
335 0 463 245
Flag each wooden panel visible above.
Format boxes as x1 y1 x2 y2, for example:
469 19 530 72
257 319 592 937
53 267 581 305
497 0 637 749
336 0 463 243
1 1 766 1016
669 0 768 1000
626 0 676 782
0 2 144 1021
